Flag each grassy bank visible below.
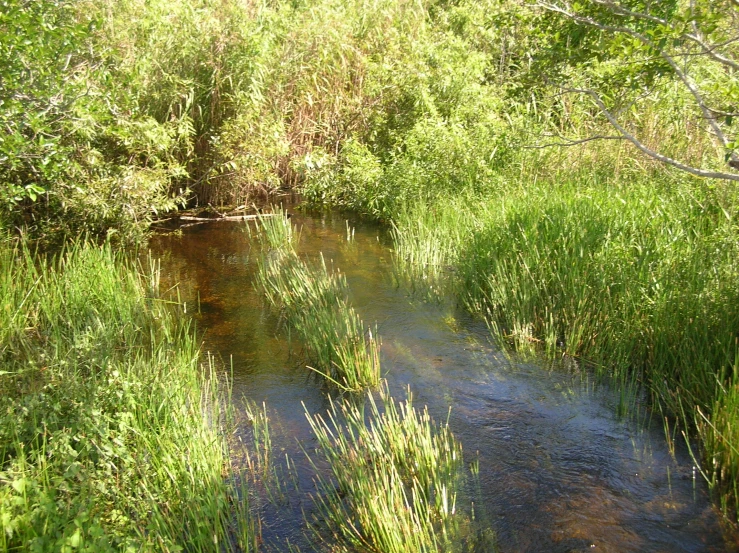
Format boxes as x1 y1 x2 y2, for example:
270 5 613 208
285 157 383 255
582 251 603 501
0 240 252 551
255 212 380 391
388 174 739 517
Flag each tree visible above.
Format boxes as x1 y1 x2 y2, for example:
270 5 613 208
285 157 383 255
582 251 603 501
534 0 739 181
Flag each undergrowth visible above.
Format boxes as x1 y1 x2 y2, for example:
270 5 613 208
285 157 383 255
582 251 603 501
0 240 253 551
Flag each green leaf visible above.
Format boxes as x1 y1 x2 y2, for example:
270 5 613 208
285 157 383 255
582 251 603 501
68 528 81 548
11 477 28 493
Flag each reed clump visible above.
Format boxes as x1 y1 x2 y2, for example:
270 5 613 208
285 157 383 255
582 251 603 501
0 240 253 551
390 178 739 518
304 387 469 553
256 212 380 391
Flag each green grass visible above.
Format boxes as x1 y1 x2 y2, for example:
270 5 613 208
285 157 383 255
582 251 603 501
255 211 381 392
0 239 253 551
390 177 739 518
6 0 739 533
697 360 739 517
303 386 474 553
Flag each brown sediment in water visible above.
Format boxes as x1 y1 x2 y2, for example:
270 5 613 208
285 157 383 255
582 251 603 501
149 210 737 553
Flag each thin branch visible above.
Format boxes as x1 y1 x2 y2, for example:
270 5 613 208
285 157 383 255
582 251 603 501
537 1 738 163
179 214 280 222
590 0 739 71
563 87 739 181
704 107 739 118
524 135 626 149
612 86 657 119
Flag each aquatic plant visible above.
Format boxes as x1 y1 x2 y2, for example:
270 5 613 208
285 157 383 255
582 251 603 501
390 178 739 519
8 0 739 529
256 211 381 391
304 387 468 553
0 240 253 551
242 399 298 511
697 363 739 518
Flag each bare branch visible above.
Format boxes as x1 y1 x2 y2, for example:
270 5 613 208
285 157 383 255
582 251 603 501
704 107 739 118
179 214 277 222
562 87 739 182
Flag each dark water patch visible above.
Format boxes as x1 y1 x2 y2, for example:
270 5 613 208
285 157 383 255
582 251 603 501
149 210 737 553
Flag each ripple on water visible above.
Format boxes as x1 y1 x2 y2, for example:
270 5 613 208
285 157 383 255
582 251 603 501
149 210 737 553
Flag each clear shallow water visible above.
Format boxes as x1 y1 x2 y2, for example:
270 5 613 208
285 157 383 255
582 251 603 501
149 209 737 553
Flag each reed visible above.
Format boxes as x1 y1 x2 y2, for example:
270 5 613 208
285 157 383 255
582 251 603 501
696 360 739 518
390 200 477 300
391 177 739 518
0 240 253 551
303 386 468 553
256 212 380 391
242 399 297 511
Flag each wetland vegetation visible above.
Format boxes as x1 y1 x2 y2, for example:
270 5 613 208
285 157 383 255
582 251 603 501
304 387 473 553
0 241 253 550
255 211 381 392
3 0 739 549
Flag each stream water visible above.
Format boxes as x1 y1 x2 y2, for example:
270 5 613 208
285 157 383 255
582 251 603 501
149 208 736 553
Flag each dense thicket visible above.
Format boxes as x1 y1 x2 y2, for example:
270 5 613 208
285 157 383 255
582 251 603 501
0 0 738 239
3 0 736 236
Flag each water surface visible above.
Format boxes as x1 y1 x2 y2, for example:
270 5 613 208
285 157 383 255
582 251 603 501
149 210 735 553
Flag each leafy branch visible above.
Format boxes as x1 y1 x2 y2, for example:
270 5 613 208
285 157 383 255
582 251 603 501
535 0 739 180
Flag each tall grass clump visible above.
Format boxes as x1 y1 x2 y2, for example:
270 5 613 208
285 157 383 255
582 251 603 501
304 386 475 553
696 360 739 518
0 239 253 551
458 182 739 408
255 212 380 391
390 177 739 518
390 200 480 298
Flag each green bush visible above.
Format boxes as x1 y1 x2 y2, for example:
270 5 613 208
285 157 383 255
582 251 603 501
0 0 190 243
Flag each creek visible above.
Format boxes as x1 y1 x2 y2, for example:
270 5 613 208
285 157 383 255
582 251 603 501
149 208 735 553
